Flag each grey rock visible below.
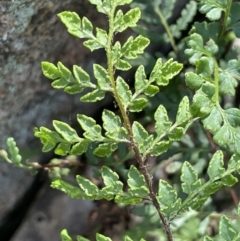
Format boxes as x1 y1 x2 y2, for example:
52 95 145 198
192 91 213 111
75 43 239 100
0 162 33 226
11 181 95 241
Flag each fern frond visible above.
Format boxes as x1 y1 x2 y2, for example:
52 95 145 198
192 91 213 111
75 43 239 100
198 0 227 21
169 1 198 39
161 0 176 20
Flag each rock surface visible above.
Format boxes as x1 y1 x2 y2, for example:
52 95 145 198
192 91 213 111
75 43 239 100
11 181 95 241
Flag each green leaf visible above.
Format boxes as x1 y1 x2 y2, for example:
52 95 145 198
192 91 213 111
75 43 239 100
191 22 220 43
176 96 191 125
115 59 132 71
168 127 184 141
34 127 63 152
116 76 132 108
98 186 115 200
116 0 133 6
158 180 178 204
132 121 153 154
115 193 142 205
80 89 105 102
6 137 22 165
144 85 159 97
0 149 8 162
122 35 150 59
191 89 214 117
114 9 124 32
228 154 240 173
234 234 240 241
213 123 231 144
221 174 238 187
181 161 202 194
157 180 181 216
85 126 103 141
60 229 72 241
185 72 204 90
77 115 103 141
93 143 118 157
96 233 112 241
199 0 226 21
129 187 149 198
93 64 112 91
106 128 129 142
185 33 218 64
77 235 90 241
127 165 147 189
55 143 71 156
219 72 238 96
124 236 133 241
57 62 72 80
129 98 148 112
34 126 63 142
202 106 222 133
127 165 149 196
219 59 240 96
159 0 175 19
83 39 104 51
87 0 111 15
203 236 214 241
82 17 93 35
101 166 120 186
51 78 69 89
51 179 82 198
219 215 236 240
201 82 215 99
205 8 222 21
112 41 122 64
114 8 141 32
88 1 102 7
77 114 96 131
41 62 61 79
43 142 56 152
207 151 225 181
149 58 183 86
203 106 240 154
154 105 172 136
73 65 94 87
70 139 90 155
150 141 170 156
222 108 240 126
102 110 128 141
134 65 147 93
100 166 123 196
196 57 214 80
61 14 93 38
64 85 84 94
57 12 85 38
169 1 197 39
96 27 108 46
76 175 99 199
53 120 80 142
102 109 121 132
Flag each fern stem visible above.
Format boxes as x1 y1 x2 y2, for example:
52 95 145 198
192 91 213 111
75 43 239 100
106 7 173 241
218 0 232 40
153 5 178 54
